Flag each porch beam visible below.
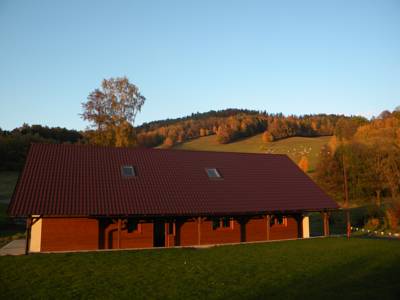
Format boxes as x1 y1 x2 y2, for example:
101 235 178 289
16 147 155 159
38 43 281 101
117 218 121 249
25 217 32 255
197 217 202 245
322 212 330 236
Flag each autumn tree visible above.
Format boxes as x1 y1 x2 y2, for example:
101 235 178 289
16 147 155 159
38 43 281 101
262 131 274 143
216 125 234 144
298 156 309 173
81 77 145 147
162 136 174 148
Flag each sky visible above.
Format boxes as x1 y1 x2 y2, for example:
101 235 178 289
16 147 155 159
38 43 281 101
0 0 399 131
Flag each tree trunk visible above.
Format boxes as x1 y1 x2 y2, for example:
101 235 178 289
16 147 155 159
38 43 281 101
375 190 381 207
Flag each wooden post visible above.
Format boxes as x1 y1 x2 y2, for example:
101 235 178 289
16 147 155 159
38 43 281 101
170 220 176 247
165 221 169 247
25 217 32 255
197 217 201 245
266 214 271 241
239 217 248 243
117 218 121 249
296 214 303 238
343 154 351 239
323 212 330 237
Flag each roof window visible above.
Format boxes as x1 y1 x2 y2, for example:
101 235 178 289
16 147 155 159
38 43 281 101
206 168 221 179
122 165 135 177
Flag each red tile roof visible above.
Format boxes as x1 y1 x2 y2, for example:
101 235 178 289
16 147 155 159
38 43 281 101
8 144 338 217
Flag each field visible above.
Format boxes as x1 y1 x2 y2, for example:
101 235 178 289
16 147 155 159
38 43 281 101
173 135 331 171
1 238 399 299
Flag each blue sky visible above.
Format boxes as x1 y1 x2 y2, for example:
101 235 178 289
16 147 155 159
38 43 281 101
0 0 399 130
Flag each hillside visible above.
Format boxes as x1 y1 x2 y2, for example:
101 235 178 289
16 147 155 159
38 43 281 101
173 134 331 171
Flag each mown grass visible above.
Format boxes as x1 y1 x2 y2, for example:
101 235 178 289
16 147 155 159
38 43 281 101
0 171 19 201
173 135 331 170
1 238 399 299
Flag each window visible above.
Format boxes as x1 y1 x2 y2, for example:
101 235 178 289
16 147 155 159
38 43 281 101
222 217 231 228
122 165 135 177
212 217 233 230
271 215 287 226
206 168 221 178
212 219 220 230
127 219 140 233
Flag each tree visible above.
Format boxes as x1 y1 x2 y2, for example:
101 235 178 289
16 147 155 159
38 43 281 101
162 136 174 148
81 77 145 147
262 131 274 143
216 125 234 144
298 156 309 173
334 117 366 142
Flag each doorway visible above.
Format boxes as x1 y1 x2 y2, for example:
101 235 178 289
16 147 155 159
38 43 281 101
153 220 165 247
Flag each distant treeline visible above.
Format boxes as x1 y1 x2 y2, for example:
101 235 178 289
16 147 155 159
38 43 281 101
0 109 367 171
136 108 362 148
0 124 83 170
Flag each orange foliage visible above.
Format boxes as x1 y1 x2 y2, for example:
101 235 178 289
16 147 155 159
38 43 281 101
162 137 174 148
262 131 273 143
298 156 309 173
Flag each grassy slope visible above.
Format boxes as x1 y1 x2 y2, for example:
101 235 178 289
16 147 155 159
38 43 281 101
1 238 399 299
0 171 19 202
173 135 331 171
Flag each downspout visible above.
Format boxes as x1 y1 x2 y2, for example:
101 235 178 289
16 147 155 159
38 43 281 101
25 217 32 255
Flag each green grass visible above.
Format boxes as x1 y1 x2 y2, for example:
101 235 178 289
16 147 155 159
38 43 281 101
0 238 399 299
0 171 19 201
173 135 331 170
0 202 25 247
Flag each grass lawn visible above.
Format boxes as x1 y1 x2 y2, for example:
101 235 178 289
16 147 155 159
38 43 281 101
173 135 331 171
1 238 399 299
0 171 19 202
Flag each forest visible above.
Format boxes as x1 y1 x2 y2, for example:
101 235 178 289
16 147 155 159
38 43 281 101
136 109 354 148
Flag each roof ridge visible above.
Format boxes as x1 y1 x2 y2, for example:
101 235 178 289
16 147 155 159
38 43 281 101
30 143 289 157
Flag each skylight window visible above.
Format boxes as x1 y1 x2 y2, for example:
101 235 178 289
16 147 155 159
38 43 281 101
122 165 135 177
206 168 221 179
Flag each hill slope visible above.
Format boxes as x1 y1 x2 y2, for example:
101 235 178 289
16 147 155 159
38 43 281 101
173 134 331 170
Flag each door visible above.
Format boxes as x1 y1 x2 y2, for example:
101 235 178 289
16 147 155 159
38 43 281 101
153 220 165 247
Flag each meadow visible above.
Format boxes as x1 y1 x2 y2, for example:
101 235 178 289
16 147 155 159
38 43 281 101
0 238 399 299
173 134 331 171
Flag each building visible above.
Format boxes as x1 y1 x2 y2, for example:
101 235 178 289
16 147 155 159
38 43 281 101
8 144 338 253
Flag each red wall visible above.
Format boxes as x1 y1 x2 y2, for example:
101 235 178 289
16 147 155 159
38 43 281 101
177 220 198 246
41 218 99 251
177 216 298 246
105 222 153 249
199 219 241 245
246 217 269 242
270 217 298 240
39 215 299 252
